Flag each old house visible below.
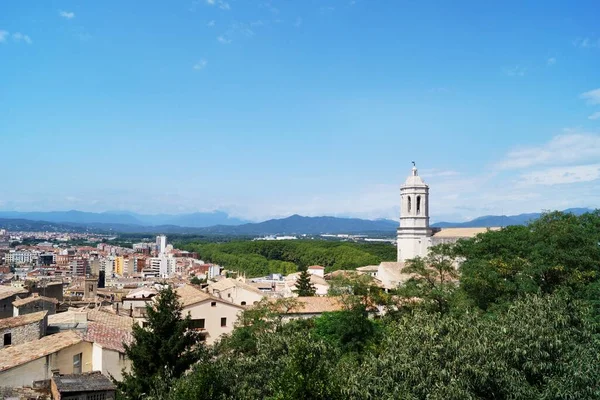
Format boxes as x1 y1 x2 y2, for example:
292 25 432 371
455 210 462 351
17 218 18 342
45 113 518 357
0 311 47 349
175 284 245 345
13 293 59 316
0 330 92 387
51 371 116 400
205 278 264 306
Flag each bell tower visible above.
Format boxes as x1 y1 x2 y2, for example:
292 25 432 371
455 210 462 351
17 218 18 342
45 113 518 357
397 163 432 261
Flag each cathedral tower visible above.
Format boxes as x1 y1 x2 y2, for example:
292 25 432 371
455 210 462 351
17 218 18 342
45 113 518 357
397 163 433 261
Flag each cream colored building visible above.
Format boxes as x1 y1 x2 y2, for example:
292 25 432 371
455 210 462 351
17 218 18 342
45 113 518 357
176 284 245 345
205 278 264 306
0 330 93 387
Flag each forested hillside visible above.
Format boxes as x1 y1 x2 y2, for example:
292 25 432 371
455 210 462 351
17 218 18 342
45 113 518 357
179 240 396 277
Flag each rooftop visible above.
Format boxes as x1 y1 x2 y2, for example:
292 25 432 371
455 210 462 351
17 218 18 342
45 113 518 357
0 285 28 301
0 310 47 330
270 296 344 314
207 278 264 295
13 293 59 307
176 284 212 307
307 265 325 270
432 227 501 238
0 330 83 372
86 321 132 353
53 371 116 393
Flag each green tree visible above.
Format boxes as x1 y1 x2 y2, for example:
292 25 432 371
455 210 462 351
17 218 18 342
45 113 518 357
119 286 203 400
398 243 459 314
295 269 316 296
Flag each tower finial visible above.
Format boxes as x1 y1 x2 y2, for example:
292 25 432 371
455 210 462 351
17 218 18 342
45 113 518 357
411 161 417 176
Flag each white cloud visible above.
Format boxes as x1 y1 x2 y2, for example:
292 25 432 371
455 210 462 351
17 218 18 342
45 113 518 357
12 32 32 44
547 57 556 66
206 0 215 4
496 131 600 169
193 59 207 70
0 30 7 43
520 164 600 186
503 65 526 77
207 20 215 27
581 88 600 105
294 17 303 28
217 35 231 44
219 1 230 10
589 111 600 120
573 37 600 48
59 10 75 19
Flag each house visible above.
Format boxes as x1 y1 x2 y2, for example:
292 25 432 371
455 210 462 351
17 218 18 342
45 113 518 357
121 286 157 318
48 307 134 381
85 308 133 381
0 285 29 319
13 293 59 316
356 265 379 278
284 272 330 296
205 278 264 306
51 371 116 400
0 311 47 349
272 296 344 322
307 265 325 278
175 284 245 345
0 330 92 387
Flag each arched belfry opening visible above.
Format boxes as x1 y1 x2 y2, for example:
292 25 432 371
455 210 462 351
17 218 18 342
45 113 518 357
407 196 412 213
416 195 421 215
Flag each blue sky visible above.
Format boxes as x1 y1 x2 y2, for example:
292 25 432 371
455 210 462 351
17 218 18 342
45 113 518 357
1 0 599 222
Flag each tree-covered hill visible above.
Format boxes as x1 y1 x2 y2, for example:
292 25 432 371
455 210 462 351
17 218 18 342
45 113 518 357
180 240 396 277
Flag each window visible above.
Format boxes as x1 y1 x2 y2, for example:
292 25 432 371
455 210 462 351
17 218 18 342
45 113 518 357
3 333 11 346
227 293 231 298
221 317 227 327
190 319 205 330
241 301 247 306
407 196 412 213
73 353 82 374
416 195 421 215
211 301 217 307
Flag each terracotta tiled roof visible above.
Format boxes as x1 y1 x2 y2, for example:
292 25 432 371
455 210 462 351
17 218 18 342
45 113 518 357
86 321 132 353
307 265 325 270
269 297 344 314
53 371 116 393
13 294 59 307
0 311 47 330
0 330 83 372
87 307 135 330
207 278 264 295
176 284 211 307
432 227 501 238
0 285 28 301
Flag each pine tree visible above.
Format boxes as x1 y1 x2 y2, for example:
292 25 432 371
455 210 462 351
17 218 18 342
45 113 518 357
118 285 203 399
295 269 317 297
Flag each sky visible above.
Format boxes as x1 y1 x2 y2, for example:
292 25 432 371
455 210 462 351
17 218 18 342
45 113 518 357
1 0 599 223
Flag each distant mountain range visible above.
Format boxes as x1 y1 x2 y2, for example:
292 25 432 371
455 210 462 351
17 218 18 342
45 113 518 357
0 208 595 236
0 210 247 228
432 208 593 228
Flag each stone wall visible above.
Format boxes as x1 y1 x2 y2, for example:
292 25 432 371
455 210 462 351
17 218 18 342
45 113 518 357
15 300 56 317
0 295 16 319
0 318 45 349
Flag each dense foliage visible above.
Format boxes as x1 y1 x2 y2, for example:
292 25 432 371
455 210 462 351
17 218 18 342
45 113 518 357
119 210 600 399
180 240 396 277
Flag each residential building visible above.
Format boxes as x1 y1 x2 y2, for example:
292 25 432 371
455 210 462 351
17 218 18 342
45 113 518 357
0 330 92 387
307 265 325 278
51 371 117 400
13 293 58 316
115 256 124 276
205 278 264 306
156 235 167 255
0 311 47 349
175 284 245 344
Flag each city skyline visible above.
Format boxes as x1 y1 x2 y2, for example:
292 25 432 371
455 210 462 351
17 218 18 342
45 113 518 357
2 0 600 222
